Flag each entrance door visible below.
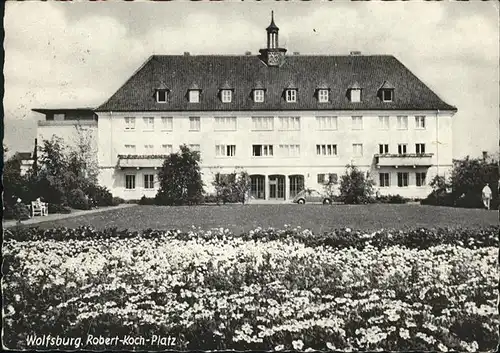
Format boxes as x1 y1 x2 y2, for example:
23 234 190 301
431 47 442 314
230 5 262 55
289 175 304 198
250 175 265 199
269 175 285 200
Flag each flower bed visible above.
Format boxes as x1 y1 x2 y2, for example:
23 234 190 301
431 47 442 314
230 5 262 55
4 225 499 250
3 227 498 351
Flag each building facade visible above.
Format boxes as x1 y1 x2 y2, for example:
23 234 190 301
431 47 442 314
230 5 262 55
40 15 457 201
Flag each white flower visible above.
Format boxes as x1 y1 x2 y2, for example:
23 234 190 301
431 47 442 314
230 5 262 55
14 294 21 302
438 343 448 352
326 342 336 350
399 328 410 340
292 339 304 350
274 345 285 351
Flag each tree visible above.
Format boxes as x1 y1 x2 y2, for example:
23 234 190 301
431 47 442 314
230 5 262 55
339 165 375 204
450 156 499 209
2 153 31 205
70 124 99 184
234 171 251 204
155 145 204 205
212 170 251 205
323 174 339 201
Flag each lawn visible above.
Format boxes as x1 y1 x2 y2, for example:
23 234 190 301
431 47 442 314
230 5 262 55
28 204 498 233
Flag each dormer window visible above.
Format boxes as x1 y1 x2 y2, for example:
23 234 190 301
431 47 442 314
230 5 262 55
318 89 329 103
189 90 200 103
350 89 361 103
221 89 232 103
285 89 297 103
378 81 395 102
156 90 168 103
381 89 393 102
253 89 265 103
347 82 362 103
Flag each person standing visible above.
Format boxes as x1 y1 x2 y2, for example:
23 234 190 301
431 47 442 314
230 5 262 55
482 183 492 210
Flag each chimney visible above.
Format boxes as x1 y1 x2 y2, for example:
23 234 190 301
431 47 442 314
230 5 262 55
293 52 300 55
350 51 362 56
183 52 190 56
245 51 252 56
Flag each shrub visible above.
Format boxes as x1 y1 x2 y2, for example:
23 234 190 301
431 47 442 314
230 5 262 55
67 189 90 210
85 184 114 207
111 197 125 206
48 203 72 214
203 194 219 204
376 194 408 204
138 196 156 205
339 165 375 204
13 202 31 222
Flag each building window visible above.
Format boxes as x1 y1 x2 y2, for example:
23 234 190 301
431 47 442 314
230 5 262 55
416 172 427 187
124 144 136 155
318 89 329 103
350 89 361 103
253 90 265 103
416 143 426 154
162 144 173 154
189 116 201 131
381 89 393 102
252 116 274 131
125 117 136 130
285 89 297 103
398 144 408 155
144 144 154 154
316 144 338 156
379 173 390 187
379 144 389 154
278 116 300 131
188 144 200 152
215 144 236 157
161 117 173 131
125 175 136 190
252 144 273 157
214 117 237 131
397 172 409 187
397 116 408 130
156 90 168 103
352 116 363 130
318 173 338 184
221 89 232 103
279 144 300 157
316 116 338 130
353 143 363 157
189 90 200 103
415 116 426 129
143 117 154 131
144 174 154 189
379 116 389 130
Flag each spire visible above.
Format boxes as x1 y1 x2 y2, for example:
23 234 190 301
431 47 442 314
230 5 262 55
267 11 279 32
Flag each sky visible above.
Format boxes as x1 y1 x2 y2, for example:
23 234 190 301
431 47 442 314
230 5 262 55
3 1 499 159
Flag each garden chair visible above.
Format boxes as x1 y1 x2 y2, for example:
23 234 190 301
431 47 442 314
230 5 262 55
31 199 48 217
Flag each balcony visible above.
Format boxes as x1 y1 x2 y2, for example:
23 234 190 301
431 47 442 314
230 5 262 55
38 120 97 127
117 154 168 168
375 153 433 168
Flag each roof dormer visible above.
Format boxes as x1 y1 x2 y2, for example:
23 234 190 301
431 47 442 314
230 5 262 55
316 84 330 103
347 82 362 103
155 82 170 103
219 82 234 103
188 83 201 103
379 81 395 102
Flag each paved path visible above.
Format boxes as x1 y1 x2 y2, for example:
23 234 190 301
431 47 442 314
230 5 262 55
3 204 137 228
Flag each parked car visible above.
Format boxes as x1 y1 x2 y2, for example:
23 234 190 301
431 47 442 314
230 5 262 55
292 189 332 205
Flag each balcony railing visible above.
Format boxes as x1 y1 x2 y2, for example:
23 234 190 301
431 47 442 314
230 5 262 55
117 154 169 168
38 120 97 127
375 153 433 167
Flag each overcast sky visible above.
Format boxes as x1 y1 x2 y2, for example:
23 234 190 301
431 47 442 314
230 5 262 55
4 1 499 159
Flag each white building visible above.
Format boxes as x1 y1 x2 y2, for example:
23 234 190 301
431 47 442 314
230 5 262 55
36 14 457 201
